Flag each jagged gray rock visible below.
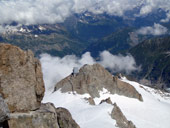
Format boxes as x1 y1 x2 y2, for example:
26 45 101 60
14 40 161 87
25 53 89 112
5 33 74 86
0 94 10 123
0 43 45 112
54 64 143 101
111 103 136 128
100 97 112 105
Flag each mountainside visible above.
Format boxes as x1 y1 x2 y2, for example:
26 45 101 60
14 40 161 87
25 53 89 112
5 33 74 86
85 27 136 57
129 37 170 88
1 44 170 128
62 13 126 42
43 64 170 128
54 64 143 101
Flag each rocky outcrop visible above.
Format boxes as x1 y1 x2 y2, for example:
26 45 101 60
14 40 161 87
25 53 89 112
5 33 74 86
0 43 45 112
54 64 143 101
8 103 59 128
0 44 79 128
111 103 136 128
56 107 80 128
113 77 143 101
8 103 80 128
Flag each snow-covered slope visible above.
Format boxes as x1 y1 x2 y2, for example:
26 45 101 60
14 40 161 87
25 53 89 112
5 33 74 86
43 91 116 128
43 77 170 128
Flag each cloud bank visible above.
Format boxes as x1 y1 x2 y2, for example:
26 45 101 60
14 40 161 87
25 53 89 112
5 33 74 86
136 23 168 36
99 51 138 74
40 51 138 91
0 0 170 25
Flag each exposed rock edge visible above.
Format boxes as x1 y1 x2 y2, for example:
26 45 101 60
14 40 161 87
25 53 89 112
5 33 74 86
111 103 136 128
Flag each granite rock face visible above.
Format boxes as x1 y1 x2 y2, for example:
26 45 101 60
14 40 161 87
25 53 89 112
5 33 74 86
0 43 45 112
8 103 80 128
8 103 59 128
111 103 136 128
0 44 80 128
55 64 143 101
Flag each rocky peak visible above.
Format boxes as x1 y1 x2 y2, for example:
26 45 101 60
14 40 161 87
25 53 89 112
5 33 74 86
0 43 45 112
55 64 143 101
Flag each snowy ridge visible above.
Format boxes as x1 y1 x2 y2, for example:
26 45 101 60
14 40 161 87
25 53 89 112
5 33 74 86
43 78 170 128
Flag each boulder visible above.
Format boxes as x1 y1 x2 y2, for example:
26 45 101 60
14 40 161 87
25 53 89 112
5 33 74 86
0 43 45 112
55 64 143 101
111 103 136 128
8 103 80 128
8 103 59 128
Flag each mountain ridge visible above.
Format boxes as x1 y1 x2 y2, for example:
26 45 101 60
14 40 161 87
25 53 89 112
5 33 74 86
129 36 170 89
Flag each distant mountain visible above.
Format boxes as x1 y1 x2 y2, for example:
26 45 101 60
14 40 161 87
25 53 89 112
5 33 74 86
0 9 168 57
85 27 137 57
129 37 170 88
0 24 86 57
62 13 127 42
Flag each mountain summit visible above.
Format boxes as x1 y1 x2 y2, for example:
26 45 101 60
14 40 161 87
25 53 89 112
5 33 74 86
54 64 143 101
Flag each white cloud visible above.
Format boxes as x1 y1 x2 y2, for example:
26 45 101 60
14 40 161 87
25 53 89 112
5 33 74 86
99 51 138 74
139 0 170 16
0 0 170 25
136 23 168 36
40 51 138 91
40 52 95 91
0 24 22 34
